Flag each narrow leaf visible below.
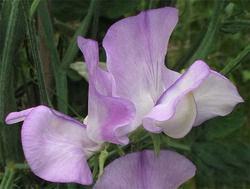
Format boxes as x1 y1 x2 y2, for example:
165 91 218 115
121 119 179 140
220 45 250 75
190 0 225 63
30 0 40 17
61 0 98 69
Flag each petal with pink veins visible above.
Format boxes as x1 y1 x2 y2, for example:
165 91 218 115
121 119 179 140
6 105 101 185
103 7 180 135
94 150 196 189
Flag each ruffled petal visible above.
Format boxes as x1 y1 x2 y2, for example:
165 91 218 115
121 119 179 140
77 37 135 145
103 7 180 134
94 150 196 189
143 60 210 138
5 107 34 124
6 105 100 185
193 70 244 126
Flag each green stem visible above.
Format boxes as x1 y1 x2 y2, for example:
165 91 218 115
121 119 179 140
223 19 250 26
0 168 10 188
61 0 97 70
0 0 24 165
14 163 29 169
190 0 224 63
116 145 125 156
37 0 68 113
220 45 250 75
30 0 40 17
150 133 160 156
4 169 15 189
22 0 49 106
173 26 207 71
166 139 190 151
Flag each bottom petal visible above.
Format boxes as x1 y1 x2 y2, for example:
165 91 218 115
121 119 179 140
143 93 197 138
143 60 208 138
7 106 101 185
94 150 196 189
161 93 196 138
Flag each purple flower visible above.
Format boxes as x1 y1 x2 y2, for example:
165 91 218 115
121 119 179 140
5 106 101 185
78 7 243 141
5 6 244 186
94 150 196 189
77 38 135 145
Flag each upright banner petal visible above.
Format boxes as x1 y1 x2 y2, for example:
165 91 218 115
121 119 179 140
6 106 100 185
103 7 180 134
94 150 196 189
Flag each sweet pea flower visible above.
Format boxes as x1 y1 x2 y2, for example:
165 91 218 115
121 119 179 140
5 23 135 184
78 6 243 142
94 150 196 189
5 106 101 185
5 17 136 184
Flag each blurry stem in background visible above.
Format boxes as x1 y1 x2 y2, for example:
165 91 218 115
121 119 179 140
61 0 97 70
38 12 54 100
22 0 49 106
189 0 225 64
38 0 97 114
37 0 67 113
0 0 24 166
220 45 250 75
91 1 100 39
173 25 207 71
30 0 40 17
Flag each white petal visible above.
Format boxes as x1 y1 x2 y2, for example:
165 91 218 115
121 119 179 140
193 70 244 126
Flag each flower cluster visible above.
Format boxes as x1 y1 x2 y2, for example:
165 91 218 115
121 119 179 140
6 7 243 188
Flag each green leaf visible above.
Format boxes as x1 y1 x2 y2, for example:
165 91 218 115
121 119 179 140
220 45 250 75
221 20 250 34
204 109 245 139
30 0 40 17
98 149 108 179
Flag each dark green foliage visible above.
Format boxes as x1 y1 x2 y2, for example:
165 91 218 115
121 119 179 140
193 140 250 188
99 0 141 19
204 108 245 139
0 0 25 168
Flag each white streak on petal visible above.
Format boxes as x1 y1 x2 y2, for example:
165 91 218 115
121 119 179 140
193 70 244 126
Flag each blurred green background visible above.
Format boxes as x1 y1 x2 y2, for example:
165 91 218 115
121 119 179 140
0 0 249 188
